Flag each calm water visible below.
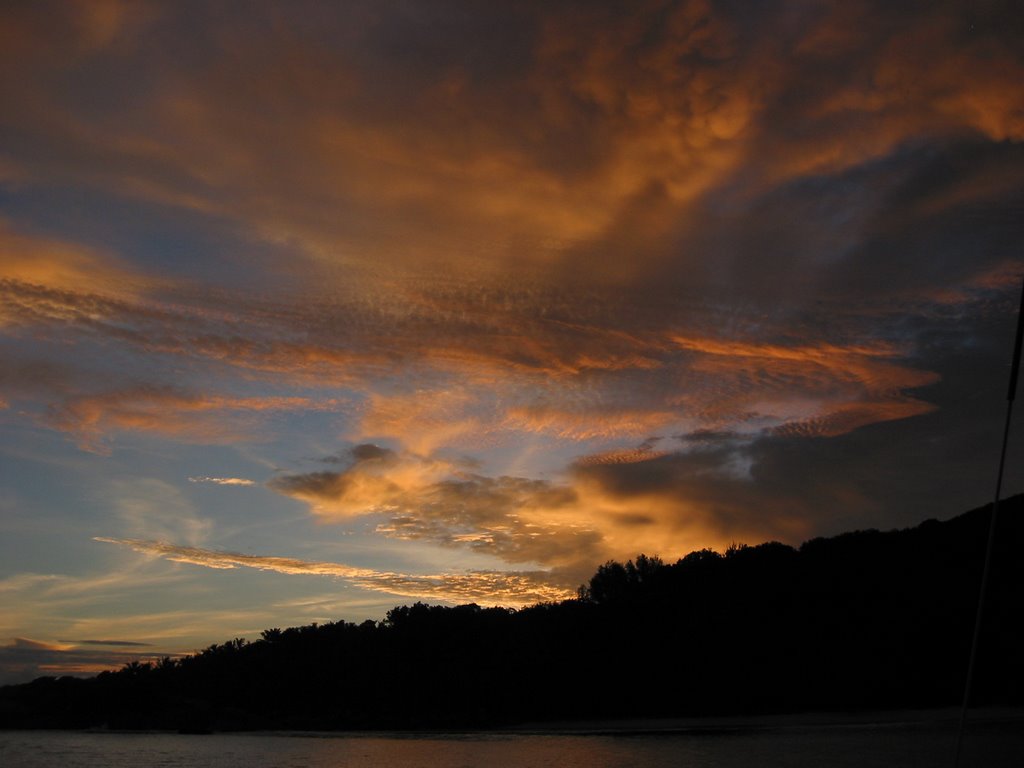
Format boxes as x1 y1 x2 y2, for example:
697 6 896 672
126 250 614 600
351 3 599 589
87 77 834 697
1 715 1021 767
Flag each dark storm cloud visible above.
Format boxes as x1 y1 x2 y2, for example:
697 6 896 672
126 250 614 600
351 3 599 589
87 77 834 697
678 141 1024 308
351 444 396 463
575 300 1024 543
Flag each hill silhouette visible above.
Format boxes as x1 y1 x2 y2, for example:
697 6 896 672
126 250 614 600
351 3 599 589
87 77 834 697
1 495 1022 731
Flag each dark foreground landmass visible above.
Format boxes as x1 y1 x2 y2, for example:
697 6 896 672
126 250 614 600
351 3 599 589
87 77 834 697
1 496 1021 732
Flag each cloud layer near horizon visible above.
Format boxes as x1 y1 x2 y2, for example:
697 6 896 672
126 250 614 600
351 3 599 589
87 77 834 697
95 537 573 606
0 637 168 684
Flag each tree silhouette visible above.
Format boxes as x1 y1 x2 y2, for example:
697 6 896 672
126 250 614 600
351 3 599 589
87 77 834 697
1 495 1021 730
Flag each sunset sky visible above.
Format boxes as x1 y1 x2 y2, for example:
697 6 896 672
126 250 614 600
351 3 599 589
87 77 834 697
1 0 1023 683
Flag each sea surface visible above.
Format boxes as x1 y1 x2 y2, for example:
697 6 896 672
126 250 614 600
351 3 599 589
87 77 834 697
1 711 1021 768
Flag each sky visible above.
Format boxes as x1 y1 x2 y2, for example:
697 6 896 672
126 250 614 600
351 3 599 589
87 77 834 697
1 0 1023 683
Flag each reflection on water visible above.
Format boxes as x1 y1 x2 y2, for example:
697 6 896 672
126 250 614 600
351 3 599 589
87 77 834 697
1 716 1021 768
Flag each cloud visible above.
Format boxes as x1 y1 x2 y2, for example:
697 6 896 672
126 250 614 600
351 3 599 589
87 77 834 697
566 448 810 559
265 442 813 572
105 476 214 547
0 222 151 323
268 447 607 568
0 637 169 685
573 444 672 467
59 639 154 647
0 201 994 467
6 637 72 652
0 565 326 684
667 334 940 436
2 0 1015 295
1 251 953 471
0 0 1021 606
188 476 256 486
0 274 386 383
94 537 573 607
47 387 344 453
1 2 1019 278
0 351 346 451
268 444 610 565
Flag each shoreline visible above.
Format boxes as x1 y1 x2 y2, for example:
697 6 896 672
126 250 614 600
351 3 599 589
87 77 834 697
226 706 1024 738
496 706 1024 736
4 706 1023 738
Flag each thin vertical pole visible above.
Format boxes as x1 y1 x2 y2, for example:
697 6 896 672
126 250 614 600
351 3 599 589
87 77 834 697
953 276 1024 767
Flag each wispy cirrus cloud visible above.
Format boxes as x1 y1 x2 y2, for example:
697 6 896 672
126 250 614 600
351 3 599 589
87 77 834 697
1 256 950 461
0 346 347 451
573 444 671 467
0 207 992 471
95 537 573 607
0 222 153 321
188 476 256 486
58 639 154 647
46 387 345 453
667 335 940 437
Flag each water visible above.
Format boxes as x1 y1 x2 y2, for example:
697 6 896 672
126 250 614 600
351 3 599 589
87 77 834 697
1 715 1021 767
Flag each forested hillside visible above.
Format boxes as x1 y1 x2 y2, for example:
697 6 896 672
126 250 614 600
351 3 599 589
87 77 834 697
2 496 1021 731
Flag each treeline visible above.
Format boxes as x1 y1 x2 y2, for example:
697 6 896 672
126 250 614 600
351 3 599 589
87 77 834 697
1 496 1022 731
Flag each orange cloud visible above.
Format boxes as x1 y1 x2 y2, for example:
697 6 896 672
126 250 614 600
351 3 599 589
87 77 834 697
0 0 758 291
264 441 822 575
357 389 491 456
1 0 1018 588
46 386 344 453
670 334 938 392
502 405 681 442
770 398 936 438
1 275 390 383
268 446 609 568
668 334 939 436
2 246 945 462
95 537 572 606
0 224 153 328
1 0 1018 299
745 4 1024 190
573 446 671 467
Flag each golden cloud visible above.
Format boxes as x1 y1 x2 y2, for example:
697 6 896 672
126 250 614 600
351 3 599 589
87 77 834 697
1 1 1018 293
265 441 822 573
0 0 758 289
95 537 573 606
268 446 609 567
0 232 122 293
573 446 672 467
